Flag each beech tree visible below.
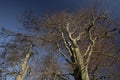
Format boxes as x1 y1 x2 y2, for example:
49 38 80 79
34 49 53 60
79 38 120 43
0 5 120 80
16 7 120 80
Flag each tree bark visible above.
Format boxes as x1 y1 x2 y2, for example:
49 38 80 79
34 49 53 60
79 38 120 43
73 66 90 80
16 52 31 80
16 45 32 80
73 42 90 80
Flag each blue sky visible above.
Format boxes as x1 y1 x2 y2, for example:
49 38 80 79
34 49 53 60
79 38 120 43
0 0 87 32
0 0 120 33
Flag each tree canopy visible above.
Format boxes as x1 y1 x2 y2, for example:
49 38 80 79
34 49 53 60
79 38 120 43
0 4 120 80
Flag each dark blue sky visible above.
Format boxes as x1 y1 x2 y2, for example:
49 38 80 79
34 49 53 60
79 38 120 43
0 0 120 32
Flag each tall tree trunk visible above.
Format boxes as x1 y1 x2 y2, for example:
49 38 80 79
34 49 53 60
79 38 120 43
16 45 32 80
64 23 90 80
81 67 90 80
73 44 90 80
16 52 31 80
73 66 82 80
73 66 90 80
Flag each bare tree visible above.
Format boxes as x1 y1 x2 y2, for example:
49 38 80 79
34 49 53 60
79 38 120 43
17 7 120 80
0 4 120 80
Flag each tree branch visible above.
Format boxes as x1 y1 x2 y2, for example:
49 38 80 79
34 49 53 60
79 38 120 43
84 44 92 57
85 23 97 67
66 22 74 41
74 32 85 41
57 43 71 64
101 52 120 61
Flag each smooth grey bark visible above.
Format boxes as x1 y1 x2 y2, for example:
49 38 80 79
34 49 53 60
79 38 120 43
16 45 32 80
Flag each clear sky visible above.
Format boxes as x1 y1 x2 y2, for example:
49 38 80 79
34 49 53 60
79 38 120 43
0 0 120 32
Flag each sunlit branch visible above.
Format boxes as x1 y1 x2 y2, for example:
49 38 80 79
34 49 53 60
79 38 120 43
66 22 86 75
85 43 95 67
66 22 74 41
101 52 120 61
85 22 97 67
36 35 51 42
93 51 120 61
74 32 85 41
0 69 17 76
57 43 71 64
59 29 73 57
84 44 92 57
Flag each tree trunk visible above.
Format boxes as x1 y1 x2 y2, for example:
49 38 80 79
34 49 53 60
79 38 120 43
16 45 32 80
73 66 90 80
16 52 31 80
73 46 90 80
73 66 82 80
